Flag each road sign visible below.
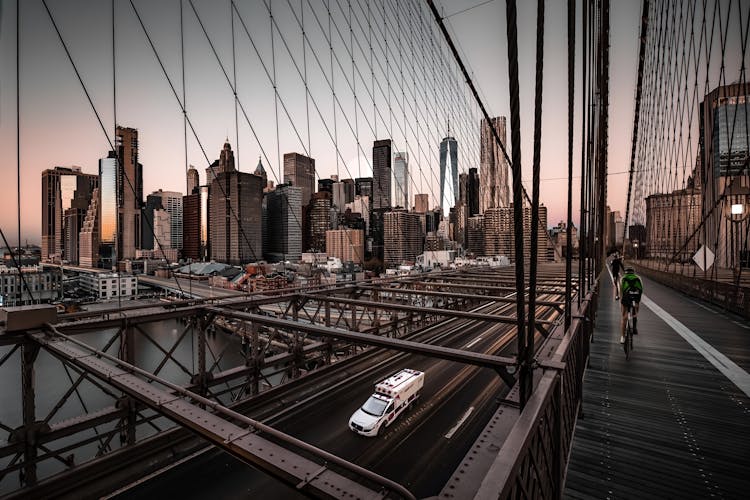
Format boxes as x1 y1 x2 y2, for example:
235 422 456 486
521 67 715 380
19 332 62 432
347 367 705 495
693 245 715 272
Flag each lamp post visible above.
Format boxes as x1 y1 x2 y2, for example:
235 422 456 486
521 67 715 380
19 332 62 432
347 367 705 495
726 196 749 280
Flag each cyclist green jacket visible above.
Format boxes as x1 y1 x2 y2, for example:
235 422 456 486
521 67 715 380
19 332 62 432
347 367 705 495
620 272 643 304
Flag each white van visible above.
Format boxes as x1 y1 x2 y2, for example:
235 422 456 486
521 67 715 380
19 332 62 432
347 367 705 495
349 369 424 437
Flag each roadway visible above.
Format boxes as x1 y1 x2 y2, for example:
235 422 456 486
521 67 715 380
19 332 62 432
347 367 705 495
116 294 562 499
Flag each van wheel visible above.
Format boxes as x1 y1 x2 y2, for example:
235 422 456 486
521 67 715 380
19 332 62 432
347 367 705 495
376 424 383 437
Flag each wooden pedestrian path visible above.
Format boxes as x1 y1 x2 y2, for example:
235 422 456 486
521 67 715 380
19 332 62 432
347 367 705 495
564 272 750 499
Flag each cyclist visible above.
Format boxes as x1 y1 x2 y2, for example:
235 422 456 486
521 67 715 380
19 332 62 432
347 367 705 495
620 267 643 344
610 252 623 300
611 252 623 282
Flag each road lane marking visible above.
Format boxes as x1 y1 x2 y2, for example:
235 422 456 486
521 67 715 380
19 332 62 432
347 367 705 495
464 337 483 349
642 294 750 398
444 407 474 439
733 320 750 330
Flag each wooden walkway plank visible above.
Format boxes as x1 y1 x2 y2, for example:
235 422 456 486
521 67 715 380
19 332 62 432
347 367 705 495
564 273 750 499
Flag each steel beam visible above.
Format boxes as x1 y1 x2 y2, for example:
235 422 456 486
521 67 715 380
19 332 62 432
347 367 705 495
408 280 570 296
299 294 554 325
32 329 414 500
207 307 517 371
21 341 39 486
355 285 566 308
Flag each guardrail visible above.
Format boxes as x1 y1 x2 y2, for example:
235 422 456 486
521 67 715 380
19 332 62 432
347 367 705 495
634 264 750 319
477 284 598 499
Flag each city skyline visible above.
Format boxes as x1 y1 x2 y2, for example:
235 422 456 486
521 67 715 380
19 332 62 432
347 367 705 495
0 0 660 245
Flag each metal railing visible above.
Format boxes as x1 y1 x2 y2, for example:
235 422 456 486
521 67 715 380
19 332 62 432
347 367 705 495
634 264 750 319
475 283 598 499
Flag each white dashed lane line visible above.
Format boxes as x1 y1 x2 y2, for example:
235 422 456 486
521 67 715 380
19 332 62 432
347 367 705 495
444 407 474 439
464 337 483 349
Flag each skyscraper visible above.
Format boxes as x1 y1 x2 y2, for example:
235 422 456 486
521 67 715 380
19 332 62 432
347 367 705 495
480 117 510 212
187 166 200 195
393 152 409 209
254 157 268 190
284 152 316 206
414 194 430 213
467 215 485 256
355 177 373 198
200 185 209 259
468 167 480 216
114 126 143 260
342 178 356 204
384 210 424 267
79 188 101 268
306 191 332 252
332 181 347 211
206 140 236 185
182 190 201 261
265 183 303 262
149 190 183 251
208 142 263 265
372 139 392 210
41 166 98 263
140 195 164 251
439 135 458 216
699 83 749 268
98 152 118 268
326 228 365 265
459 172 468 205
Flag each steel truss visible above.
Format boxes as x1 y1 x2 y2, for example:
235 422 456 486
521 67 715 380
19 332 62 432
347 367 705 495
0 266 571 498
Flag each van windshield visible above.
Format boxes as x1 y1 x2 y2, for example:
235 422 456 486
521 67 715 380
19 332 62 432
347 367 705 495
361 396 388 417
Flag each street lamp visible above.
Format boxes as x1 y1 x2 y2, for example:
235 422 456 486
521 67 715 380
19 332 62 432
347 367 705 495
725 196 749 273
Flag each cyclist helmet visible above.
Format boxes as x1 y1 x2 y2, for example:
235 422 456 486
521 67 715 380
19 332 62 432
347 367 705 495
624 267 635 273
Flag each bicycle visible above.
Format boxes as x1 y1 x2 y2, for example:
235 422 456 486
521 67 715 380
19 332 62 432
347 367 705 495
623 302 635 360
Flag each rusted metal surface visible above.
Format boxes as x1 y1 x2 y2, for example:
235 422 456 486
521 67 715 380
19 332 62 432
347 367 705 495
32 329 414 500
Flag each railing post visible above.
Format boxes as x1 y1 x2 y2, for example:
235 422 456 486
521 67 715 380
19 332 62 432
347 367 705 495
21 341 40 486
119 320 136 445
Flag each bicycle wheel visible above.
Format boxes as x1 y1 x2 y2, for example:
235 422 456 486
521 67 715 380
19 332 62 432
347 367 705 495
629 328 634 354
624 320 632 360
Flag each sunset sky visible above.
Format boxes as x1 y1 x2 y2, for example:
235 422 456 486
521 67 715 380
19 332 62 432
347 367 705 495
0 0 645 246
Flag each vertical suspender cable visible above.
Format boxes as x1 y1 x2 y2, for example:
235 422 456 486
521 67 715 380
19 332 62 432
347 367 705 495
3 4 33 306
578 0 587 301
9 0 35 306
328 0 338 179
231 0 239 170
504 0 529 407
528 0 544 361
16 0 21 258
349 0 360 178
181 0 188 193
180 0 195 371
302 0 311 156
566 0 575 330
112 0 122 311
624 0 650 257
270 1 285 266
598 0 610 275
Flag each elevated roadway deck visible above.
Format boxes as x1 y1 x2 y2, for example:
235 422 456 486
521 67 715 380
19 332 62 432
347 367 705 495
565 272 750 499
